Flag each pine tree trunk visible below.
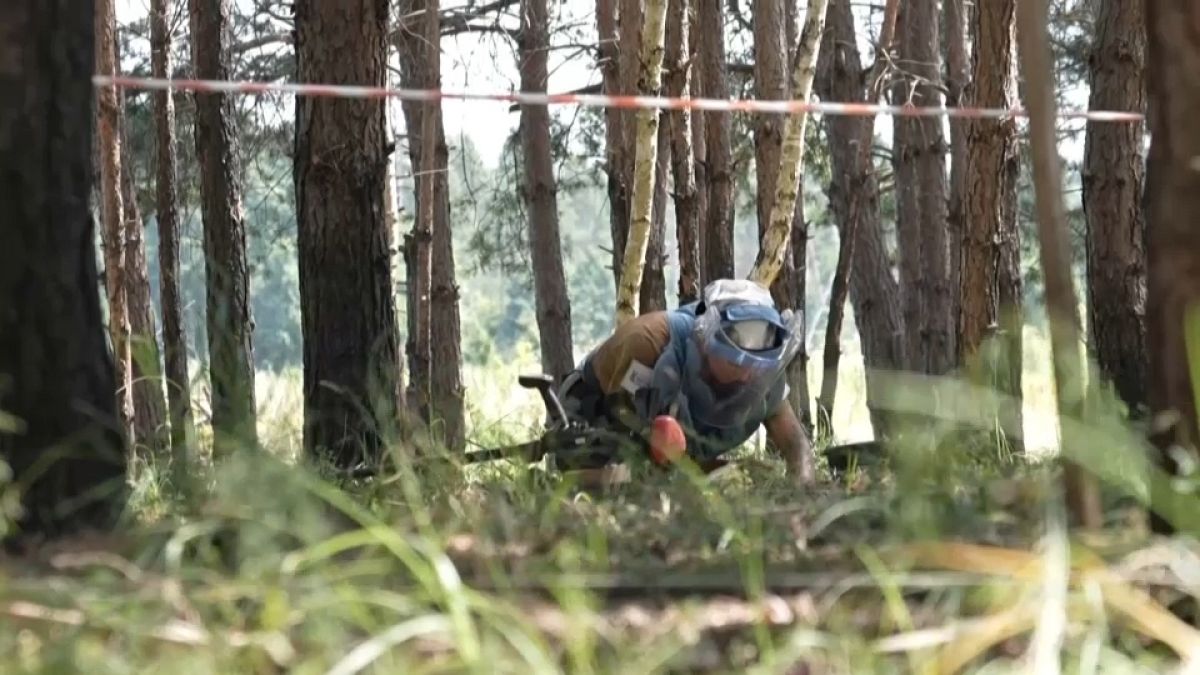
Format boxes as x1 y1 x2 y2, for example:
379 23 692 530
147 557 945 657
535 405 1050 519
429 72 466 453
746 0 828 288
814 0 905 441
1083 0 1148 418
1144 0 1200 534
0 0 128 538
395 0 434 425
959 0 1023 455
119 135 170 461
641 122 670 314
811 0 897 441
944 0 969 357
396 0 465 451
190 0 258 455
294 0 403 470
891 2 922 372
638 85 671 316
698 0 734 282
597 0 628 292
519 0 576 382
787 198 811 432
95 0 133 442
614 0 669 325
607 0 642 291
892 0 952 375
1016 0 1102 528
689 0 709 286
151 0 196 477
665 0 700 304
753 0 813 432
753 0 788 237
783 0 810 432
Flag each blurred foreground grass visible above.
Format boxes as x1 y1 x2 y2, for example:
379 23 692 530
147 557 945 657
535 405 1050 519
3 326 1199 673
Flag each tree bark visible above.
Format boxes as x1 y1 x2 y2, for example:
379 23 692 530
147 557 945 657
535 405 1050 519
814 0 905 441
597 0 628 292
689 0 709 286
294 0 403 470
395 0 434 425
430 126 466 453
396 0 466 452
1083 0 1148 418
95 0 133 443
641 121 670 314
892 0 952 375
698 0 734 282
519 0 576 382
665 0 700 305
1016 0 1103 528
753 0 788 238
1144 0 1200 534
151 0 195 479
0 0 129 539
752 0 820 436
746 0 828 288
614 0 669 325
944 0 969 361
959 0 1023 455
119 134 170 461
190 0 258 455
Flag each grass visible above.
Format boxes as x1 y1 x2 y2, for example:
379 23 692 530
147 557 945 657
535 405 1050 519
2 324 1198 673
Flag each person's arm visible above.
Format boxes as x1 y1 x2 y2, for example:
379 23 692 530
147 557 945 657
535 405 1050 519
587 312 671 433
764 400 814 484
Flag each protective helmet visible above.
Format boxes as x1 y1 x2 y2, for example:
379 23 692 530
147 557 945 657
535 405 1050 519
692 279 799 371
672 279 804 430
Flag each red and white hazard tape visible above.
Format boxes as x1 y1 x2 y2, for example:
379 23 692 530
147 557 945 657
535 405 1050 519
93 74 1145 122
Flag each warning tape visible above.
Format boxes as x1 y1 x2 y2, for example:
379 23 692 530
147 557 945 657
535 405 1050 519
93 74 1146 122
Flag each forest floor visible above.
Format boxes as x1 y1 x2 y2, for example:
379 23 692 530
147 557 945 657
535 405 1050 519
3 347 1200 673
2 438 1198 673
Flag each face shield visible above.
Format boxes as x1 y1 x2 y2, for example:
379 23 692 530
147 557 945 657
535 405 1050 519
679 281 804 429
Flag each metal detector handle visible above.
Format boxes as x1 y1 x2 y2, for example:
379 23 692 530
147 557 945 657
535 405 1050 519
518 373 569 427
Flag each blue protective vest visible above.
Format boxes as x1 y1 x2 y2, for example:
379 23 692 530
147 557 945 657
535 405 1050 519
606 302 788 460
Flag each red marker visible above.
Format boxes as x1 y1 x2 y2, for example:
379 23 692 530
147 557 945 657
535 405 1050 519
648 415 688 465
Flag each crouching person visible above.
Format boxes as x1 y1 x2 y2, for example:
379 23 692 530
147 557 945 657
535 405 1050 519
557 279 814 484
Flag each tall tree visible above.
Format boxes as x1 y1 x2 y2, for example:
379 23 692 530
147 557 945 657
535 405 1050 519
689 0 709 283
294 0 403 470
1144 0 1200 534
891 0 952 375
944 0 969 349
396 1 433 426
0 0 128 538
614 0 669 324
752 0 788 243
698 0 734 282
151 0 195 478
396 0 466 452
518 0 575 381
119 132 170 461
1016 0 1103 528
638 144 671 312
665 0 700 304
749 0 826 436
596 0 628 292
95 0 133 441
959 0 1023 455
190 0 258 454
1082 0 1148 418
813 0 905 441
641 124 670 314
747 0 827 289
